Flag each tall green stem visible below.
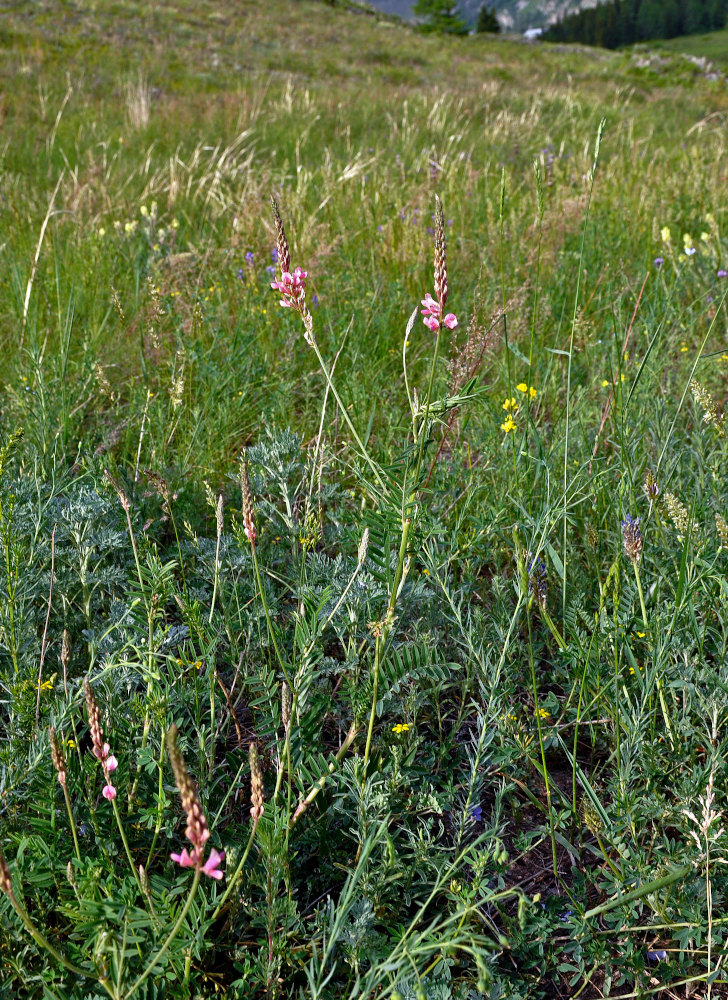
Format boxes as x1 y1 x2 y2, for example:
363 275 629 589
124 870 201 999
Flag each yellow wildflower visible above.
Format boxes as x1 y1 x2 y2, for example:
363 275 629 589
682 232 693 247
528 386 537 398
500 416 517 433
392 723 410 734
537 708 550 719
503 396 517 410
660 226 671 243
516 382 528 393
601 379 610 387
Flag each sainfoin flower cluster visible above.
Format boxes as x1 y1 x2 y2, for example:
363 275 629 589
421 293 457 333
84 677 118 801
167 725 224 879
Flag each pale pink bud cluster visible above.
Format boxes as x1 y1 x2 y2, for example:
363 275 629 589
167 725 224 880
83 677 118 801
0 849 14 899
49 727 67 788
421 293 458 334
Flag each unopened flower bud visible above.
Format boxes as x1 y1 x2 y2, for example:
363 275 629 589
240 452 256 544
49 727 67 787
61 629 71 672
357 527 369 566
0 851 14 898
249 742 264 822
281 682 291 732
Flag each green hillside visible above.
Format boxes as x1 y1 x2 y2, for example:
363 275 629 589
655 25 728 64
1 3 728 999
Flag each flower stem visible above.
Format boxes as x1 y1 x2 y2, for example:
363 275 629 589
251 540 291 687
362 636 382 776
209 821 259 924
124 870 201 999
61 782 82 864
111 797 143 894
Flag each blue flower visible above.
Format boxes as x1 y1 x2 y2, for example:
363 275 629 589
245 250 254 265
647 950 667 961
654 257 664 268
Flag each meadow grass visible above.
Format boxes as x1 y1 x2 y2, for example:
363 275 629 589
0 1 728 997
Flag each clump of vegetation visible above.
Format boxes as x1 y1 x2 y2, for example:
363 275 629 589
1 1 728 998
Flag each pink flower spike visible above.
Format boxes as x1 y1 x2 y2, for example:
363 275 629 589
443 314 458 330
106 755 118 772
102 784 117 801
170 848 196 869
423 315 440 333
202 848 225 880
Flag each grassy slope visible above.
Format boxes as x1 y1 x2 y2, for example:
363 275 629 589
1 4 728 997
654 26 728 67
0 0 725 476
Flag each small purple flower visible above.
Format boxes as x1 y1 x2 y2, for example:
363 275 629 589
647 950 667 961
377 225 383 233
718 269 727 278
684 246 696 256
654 257 664 268
271 247 279 263
245 250 254 265
426 226 435 236
469 804 482 822
237 268 244 280
311 295 319 308
399 208 406 221
447 218 453 227
707 296 714 303
265 265 275 276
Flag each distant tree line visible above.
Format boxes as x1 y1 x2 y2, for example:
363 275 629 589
544 0 727 47
412 0 501 33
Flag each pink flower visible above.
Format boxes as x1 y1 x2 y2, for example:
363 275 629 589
421 292 457 333
201 848 225 880
271 267 308 309
102 784 117 801
170 846 225 879
170 848 196 868
106 755 118 773
93 741 111 761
